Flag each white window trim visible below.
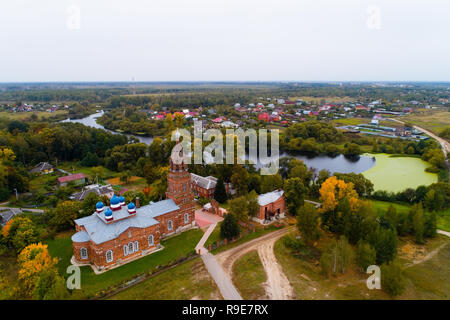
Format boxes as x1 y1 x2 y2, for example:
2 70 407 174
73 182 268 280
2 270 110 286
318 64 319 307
128 242 134 254
106 250 113 263
167 220 173 231
134 241 139 252
123 245 128 256
184 213 189 223
148 234 154 246
80 247 88 259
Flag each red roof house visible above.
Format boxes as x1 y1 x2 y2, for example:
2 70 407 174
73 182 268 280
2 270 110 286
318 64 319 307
258 113 270 122
57 173 87 187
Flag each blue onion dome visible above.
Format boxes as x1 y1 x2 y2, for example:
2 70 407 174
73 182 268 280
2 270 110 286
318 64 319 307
119 196 125 203
110 195 120 205
96 201 104 209
127 202 136 210
105 208 113 216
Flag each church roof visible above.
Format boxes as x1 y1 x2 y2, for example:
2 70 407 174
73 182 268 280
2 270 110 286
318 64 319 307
258 190 284 206
74 199 180 244
191 173 217 190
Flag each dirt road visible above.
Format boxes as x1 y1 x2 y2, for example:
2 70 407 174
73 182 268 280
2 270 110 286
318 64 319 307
215 227 294 300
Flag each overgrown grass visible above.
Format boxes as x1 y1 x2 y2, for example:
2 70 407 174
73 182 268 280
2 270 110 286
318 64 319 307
109 258 221 300
211 224 282 254
45 228 203 298
231 250 267 300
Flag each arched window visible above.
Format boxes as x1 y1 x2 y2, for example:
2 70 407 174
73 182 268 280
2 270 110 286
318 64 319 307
80 247 88 259
148 234 154 246
134 241 139 252
167 220 173 231
128 242 134 254
184 213 189 224
106 250 113 263
123 245 128 256
183 183 186 192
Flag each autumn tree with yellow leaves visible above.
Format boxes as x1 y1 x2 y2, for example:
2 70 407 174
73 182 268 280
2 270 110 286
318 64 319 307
17 243 58 294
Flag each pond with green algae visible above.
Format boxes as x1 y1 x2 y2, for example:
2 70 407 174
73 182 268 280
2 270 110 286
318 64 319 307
362 153 438 192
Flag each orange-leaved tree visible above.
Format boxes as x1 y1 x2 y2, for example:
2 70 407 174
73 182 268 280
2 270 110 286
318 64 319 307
17 243 58 295
318 176 359 213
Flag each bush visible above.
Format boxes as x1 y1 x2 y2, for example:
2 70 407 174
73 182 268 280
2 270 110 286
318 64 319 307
381 260 405 297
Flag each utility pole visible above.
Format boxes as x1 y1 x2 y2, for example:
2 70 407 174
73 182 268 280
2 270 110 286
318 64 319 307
14 188 18 200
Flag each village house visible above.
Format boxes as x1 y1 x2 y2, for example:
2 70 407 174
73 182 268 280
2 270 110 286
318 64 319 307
71 143 196 272
71 184 115 201
29 162 54 175
57 173 88 187
252 190 286 224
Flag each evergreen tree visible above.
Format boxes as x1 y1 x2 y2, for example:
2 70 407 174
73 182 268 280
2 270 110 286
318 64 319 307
214 177 228 203
220 213 240 240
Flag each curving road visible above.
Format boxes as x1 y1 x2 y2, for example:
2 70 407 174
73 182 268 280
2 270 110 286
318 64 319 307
215 227 295 300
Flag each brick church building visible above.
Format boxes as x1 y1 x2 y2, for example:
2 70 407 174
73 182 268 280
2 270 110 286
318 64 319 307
71 143 195 272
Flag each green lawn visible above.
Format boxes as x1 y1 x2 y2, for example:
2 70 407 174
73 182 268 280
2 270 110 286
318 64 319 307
45 228 203 298
109 258 221 300
231 250 267 300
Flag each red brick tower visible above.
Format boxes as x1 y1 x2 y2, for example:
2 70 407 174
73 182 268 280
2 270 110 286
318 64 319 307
166 142 195 226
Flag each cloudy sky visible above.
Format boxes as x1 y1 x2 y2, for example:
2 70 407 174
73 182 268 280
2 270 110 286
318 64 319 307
0 0 449 82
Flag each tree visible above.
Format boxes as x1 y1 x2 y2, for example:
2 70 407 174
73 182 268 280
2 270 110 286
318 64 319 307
355 240 376 272
220 213 240 240
230 165 249 195
17 243 58 296
246 190 259 218
334 173 374 197
228 196 249 222
296 202 321 246
284 178 307 215
51 201 81 231
90 166 105 182
410 203 425 244
81 192 101 216
33 270 69 300
318 176 358 214
260 173 283 194
320 236 352 277
343 143 361 157
424 211 437 238
367 226 398 265
2 216 38 253
214 176 228 203
384 205 398 231
381 260 405 297
120 170 132 184
79 152 100 167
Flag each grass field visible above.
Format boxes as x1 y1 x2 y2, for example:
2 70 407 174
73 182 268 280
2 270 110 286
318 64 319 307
231 250 267 300
274 232 450 299
0 110 69 121
109 258 221 300
45 228 203 298
399 110 450 138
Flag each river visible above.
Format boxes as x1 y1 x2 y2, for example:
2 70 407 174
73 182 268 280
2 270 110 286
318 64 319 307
63 112 377 174
61 111 154 145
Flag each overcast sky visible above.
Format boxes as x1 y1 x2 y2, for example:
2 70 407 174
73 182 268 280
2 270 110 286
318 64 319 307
0 0 449 82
